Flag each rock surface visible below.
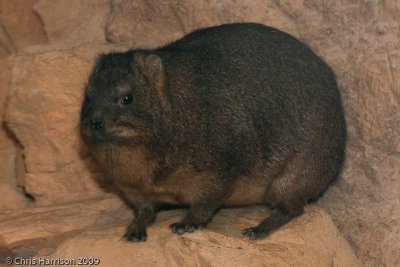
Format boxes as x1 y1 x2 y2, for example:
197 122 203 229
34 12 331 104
34 0 109 48
0 59 30 210
0 128 30 211
0 197 361 267
0 1 398 266
0 195 128 257
3 43 130 205
53 210 360 267
4 47 98 205
0 0 47 59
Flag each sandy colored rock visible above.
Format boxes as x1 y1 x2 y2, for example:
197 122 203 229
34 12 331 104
0 129 29 211
106 0 297 49
0 135 16 183
0 0 47 51
0 27 12 64
34 0 109 48
0 60 28 210
0 195 127 244
0 61 11 121
0 183 30 210
0 197 362 267
3 42 133 205
3 45 105 205
49 206 360 267
0 195 128 257
275 3 400 267
0 1 398 266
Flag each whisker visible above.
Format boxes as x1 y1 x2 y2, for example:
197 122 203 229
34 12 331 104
72 123 81 147
117 120 150 131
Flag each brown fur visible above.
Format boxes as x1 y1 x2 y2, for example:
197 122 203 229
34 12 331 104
80 23 346 241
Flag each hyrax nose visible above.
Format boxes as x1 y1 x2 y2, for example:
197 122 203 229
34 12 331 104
90 118 104 130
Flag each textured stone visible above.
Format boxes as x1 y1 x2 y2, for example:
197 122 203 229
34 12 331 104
0 198 361 266
0 0 48 210
50 206 360 267
0 183 30 210
106 0 297 49
3 42 133 205
0 61 28 210
0 129 29 211
0 0 47 51
0 195 128 256
279 3 400 267
0 25 13 63
34 0 109 48
0 134 16 183
0 1 398 266
0 61 11 119
3 44 111 205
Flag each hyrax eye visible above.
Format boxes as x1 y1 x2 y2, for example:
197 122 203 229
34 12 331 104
121 93 133 105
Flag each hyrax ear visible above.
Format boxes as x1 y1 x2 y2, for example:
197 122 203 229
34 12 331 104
135 53 166 89
134 53 168 107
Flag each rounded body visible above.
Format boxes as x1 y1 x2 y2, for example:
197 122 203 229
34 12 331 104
80 23 346 241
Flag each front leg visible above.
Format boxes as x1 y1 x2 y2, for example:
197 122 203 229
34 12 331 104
124 203 156 242
170 203 219 234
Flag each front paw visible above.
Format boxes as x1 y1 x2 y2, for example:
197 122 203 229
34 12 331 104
123 226 147 242
170 222 203 235
242 226 267 240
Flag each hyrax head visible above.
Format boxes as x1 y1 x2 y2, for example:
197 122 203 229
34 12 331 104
80 51 167 144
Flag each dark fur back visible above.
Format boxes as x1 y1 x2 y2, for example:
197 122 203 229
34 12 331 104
152 23 345 182
80 23 346 241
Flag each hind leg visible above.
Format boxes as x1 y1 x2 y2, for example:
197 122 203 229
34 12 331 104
243 150 334 240
242 199 304 240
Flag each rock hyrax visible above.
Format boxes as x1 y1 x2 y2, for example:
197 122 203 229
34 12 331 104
80 23 346 241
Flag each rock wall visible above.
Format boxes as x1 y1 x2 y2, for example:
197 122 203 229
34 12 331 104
5 45 104 205
0 0 48 210
0 0 47 59
0 1 398 266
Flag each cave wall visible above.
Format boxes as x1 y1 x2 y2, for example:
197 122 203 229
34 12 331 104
0 1 398 266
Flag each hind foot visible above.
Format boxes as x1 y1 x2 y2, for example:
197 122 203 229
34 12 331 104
242 207 303 240
242 226 268 240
